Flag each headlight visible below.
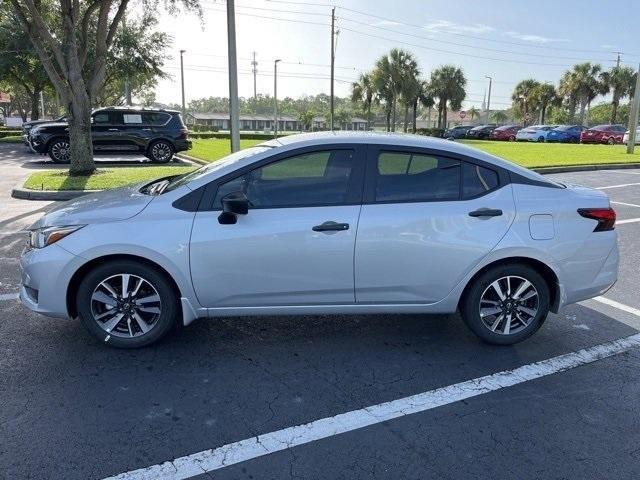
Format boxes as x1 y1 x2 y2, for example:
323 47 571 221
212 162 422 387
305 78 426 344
28 225 85 249
29 126 41 135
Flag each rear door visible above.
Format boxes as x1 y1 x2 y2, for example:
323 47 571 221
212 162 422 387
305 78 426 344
354 146 516 304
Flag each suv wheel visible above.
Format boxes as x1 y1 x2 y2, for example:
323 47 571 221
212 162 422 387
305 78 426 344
48 138 71 163
148 140 174 163
76 260 180 348
607 137 616 145
460 264 550 345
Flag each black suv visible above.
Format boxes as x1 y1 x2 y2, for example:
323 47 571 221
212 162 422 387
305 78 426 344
443 125 473 140
27 107 192 163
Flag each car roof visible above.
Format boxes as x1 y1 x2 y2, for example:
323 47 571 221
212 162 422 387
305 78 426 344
259 131 549 183
94 106 181 114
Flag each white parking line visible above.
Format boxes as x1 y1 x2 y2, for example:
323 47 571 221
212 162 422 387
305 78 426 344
596 182 640 190
0 293 18 301
102 333 640 480
612 201 640 208
617 218 640 225
593 296 640 318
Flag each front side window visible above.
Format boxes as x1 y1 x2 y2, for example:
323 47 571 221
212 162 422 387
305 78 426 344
92 112 110 124
214 149 357 208
375 152 460 202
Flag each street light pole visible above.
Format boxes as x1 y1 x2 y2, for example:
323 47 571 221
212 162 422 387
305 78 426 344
485 75 492 123
274 59 281 138
330 7 335 130
226 0 240 153
179 49 186 114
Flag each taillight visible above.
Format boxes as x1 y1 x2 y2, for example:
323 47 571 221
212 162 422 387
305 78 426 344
179 128 189 139
578 207 616 232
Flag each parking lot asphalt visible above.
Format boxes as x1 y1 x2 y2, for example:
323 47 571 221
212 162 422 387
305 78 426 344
1 146 640 479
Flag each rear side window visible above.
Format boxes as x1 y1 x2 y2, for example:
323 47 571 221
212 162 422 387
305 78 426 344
142 112 171 126
462 163 499 198
214 149 357 208
123 113 143 124
375 152 460 202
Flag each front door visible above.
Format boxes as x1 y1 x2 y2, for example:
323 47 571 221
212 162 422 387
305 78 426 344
91 111 120 151
189 146 365 307
354 147 515 304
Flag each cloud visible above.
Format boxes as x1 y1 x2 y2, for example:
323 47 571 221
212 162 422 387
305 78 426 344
423 20 495 35
369 20 403 27
600 44 618 50
504 31 569 44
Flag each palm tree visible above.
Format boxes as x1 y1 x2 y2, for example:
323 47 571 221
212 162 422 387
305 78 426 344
467 106 480 122
569 62 607 125
415 81 434 133
558 70 579 122
511 79 540 125
351 73 375 129
371 55 394 131
429 65 467 129
491 110 509 124
530 83 558 124
600 66 636 124
387 48 419 132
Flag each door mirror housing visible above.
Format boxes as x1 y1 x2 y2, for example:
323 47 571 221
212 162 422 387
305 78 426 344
218 191 249 224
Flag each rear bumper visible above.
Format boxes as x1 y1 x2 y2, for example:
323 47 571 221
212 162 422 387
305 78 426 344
174 139 192 152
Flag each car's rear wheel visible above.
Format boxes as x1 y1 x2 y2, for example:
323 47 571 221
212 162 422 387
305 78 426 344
508 135 515 141
607 137 616 145
48 138 71 163
461 264 550 345
76 260 179 348
537 136 545 142
148 140 174 163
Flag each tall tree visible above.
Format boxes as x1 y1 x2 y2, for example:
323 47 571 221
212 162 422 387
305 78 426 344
429 65 467 128
530 83 558 124
414 81 434 133
7 0 199 175
567 62 607 125
351 73 375 129
467 106 480 122
371 55 394 132
600 66 636 124
511 79 540 125
491 110 509 124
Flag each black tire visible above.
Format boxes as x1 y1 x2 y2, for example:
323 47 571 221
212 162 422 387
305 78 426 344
508 135 515 141
460 264 550 345
76 260 180 348
607 137 615 145
537 136 545 142
147 140 174 163
47 138 71 163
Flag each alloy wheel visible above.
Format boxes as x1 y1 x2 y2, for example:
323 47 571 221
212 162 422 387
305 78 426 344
51 141 71 162
151 142 172 162
90 273 162 338
478 275 539 335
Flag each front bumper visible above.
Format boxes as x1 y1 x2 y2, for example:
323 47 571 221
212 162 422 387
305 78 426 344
19 243 85 319
26 134 46 153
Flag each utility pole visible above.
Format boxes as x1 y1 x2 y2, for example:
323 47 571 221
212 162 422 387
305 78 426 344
485 75 492 123
330 7 335 130
616 52 622 68
124 79 131 106
274 59 281 138
39 91 45 119
251 51 258 103
227 0 240 153
626 63 640 154
179 49 186 114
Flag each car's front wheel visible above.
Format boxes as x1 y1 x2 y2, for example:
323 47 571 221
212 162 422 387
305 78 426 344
460 264 550 345
148 140 174 163
48 138 71 163
537 136 545 142
76 260 180 348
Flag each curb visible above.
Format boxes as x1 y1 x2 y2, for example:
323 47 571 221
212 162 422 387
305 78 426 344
175 153 208 166
533 163 640 174
11 185 98 201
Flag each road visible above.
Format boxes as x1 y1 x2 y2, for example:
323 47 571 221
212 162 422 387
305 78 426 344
1 144 640 479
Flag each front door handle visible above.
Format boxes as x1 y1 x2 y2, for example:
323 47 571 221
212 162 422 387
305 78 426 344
108 128 119 131
312 221 350 232
469 208 503 217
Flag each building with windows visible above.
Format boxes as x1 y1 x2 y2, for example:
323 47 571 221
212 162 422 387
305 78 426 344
186 113 369 132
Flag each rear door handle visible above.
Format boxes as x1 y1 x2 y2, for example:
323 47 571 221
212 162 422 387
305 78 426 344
108 128 119 131
469 208 503 217
312 221 350 232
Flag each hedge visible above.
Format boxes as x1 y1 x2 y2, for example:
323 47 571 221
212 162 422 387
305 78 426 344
0 130 22 138
415 128 445 138
189 131 294 140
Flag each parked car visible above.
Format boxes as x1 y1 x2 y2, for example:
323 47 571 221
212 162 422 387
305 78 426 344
623 128 640 145
546 125 585 143
489 125 521 141
27 107 192 163
22 115 66 145
515 125 556 142
444 125 473 140
581 124 627 145
465 125 497 140
20 132 618 348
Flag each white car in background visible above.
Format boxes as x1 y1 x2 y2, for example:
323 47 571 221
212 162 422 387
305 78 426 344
516 125 557 142
623 128 640 145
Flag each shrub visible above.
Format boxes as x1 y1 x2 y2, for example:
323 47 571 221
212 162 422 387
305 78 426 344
415 128 445 138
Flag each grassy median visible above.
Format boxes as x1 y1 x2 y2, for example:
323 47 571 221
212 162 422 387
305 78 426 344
23 166 194 191
188 138 263 162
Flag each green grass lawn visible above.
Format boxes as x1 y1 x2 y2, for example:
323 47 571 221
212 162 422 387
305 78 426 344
461 140 640 168
0 135 23 143
23 166 194 191
188 138 263 162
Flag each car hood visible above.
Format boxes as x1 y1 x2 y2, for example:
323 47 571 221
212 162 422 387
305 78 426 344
30 183 153 229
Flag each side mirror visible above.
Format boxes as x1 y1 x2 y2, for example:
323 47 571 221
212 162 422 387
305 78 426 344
218 191 249 224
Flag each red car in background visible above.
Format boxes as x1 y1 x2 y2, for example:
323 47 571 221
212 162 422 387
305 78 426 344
580 124 627 144
489 125 521 141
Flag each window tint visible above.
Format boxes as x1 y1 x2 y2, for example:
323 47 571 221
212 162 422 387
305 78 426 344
214 150 356 208
123 113 143 124
462 163 499 198
142 112 171 126
92 112 110 124
375 152 460 202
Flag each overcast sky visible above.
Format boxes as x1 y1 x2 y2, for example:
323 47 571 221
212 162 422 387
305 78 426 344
153 0 640 110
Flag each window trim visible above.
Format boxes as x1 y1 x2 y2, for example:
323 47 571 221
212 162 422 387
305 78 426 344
363 144 507 205
199 144 367 211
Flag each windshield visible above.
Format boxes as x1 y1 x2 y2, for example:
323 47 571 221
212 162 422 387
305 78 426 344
163 146 272 192
555 125 573 131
